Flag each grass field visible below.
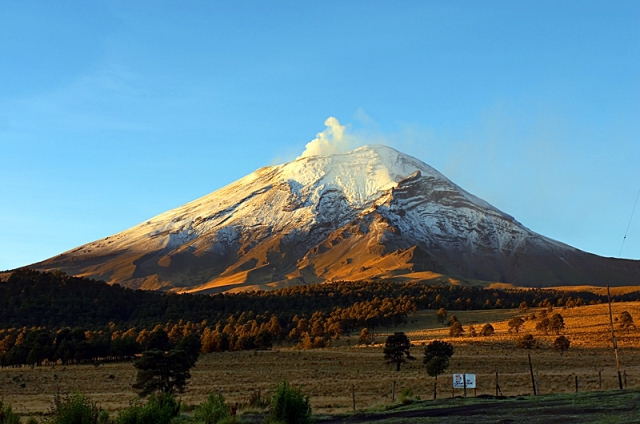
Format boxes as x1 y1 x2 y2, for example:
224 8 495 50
2 302 640 421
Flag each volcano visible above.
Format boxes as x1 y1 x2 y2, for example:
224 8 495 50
30 145 640 293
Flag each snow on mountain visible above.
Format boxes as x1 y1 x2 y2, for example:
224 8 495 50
31 145 640 293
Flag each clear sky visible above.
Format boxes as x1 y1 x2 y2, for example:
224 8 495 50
1 1 639 271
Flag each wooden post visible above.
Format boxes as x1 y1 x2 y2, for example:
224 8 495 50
599 370 602 390
575 375 578 393
392 380 396 403
495 371 499 397
463 374 467 398
351 384 356 411
528 354 537 396
607 283 623 390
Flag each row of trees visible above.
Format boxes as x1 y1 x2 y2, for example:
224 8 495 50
0 295 415 367
2 270 632 331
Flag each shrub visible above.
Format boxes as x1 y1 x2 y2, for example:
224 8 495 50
619 311 635 334
0 398 21 424
248 389 268 409
358 328 373 345
468 324 477 337
400 388 414 404
268 381 311 424
115 392 180 424
449 321 464 337
42 392 101 424
193 392 230 424
479 323 494 337
508 317 525 333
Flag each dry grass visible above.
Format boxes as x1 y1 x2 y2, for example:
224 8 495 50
2 302 640 418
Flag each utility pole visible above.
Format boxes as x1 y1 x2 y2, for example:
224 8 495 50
607 283 623 390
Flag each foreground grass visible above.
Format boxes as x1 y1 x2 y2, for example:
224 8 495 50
317 389 640 423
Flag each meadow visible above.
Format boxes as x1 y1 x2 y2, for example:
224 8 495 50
2 301 640 420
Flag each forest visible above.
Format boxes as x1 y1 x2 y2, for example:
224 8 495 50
1 269 637 368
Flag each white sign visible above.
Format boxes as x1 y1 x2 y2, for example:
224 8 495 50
453 373 476 389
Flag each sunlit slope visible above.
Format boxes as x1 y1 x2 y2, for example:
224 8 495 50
31 145 640 292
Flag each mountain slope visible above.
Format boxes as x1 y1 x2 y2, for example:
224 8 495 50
31 145 640 292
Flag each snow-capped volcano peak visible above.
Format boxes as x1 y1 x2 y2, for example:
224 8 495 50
278 144 439 207
32 144 640 293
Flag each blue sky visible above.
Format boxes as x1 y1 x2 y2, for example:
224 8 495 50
1 1 639 270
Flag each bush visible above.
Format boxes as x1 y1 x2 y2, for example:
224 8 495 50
193 392 230 424
268 381 311 424
449 321 464 337
115 392 180 424
400 388 414 404
42 392 102 424
0 398 21 424
479 323 494 337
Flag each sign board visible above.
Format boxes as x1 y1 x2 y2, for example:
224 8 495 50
453 374 476 389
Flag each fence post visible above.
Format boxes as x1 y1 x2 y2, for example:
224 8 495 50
495 371 499 397
599 370 602 390
528 354 537 396
352 384 356 411
575 375 578 393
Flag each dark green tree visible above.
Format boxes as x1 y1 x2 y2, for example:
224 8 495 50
132 345 200 397
423 340 455 399
383 332 415 371
145 329 170 351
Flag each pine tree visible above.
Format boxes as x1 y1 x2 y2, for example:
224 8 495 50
383 332 415 371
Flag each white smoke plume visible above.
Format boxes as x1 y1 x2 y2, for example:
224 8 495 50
299 117 356 158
